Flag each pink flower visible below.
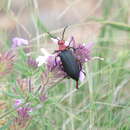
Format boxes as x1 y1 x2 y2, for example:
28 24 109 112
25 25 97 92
12 37 28 48
74 42 94 63
14 106 32 128
14 99 23 107
17 107 32 118
13 99 32 128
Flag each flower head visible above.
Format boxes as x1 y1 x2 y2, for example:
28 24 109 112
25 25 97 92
74 42 94 63
12 98 32 128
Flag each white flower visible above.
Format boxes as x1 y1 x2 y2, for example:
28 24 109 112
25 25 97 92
36 48 52 67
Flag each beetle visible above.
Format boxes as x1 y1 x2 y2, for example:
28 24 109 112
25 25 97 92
47 26 83 89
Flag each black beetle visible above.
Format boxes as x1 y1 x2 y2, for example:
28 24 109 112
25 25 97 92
48 26 82 89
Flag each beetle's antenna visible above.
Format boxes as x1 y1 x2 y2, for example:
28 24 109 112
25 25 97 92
47 32 59 40
61 25 69 40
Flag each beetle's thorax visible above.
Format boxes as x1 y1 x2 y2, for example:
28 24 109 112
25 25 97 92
58 40 67 50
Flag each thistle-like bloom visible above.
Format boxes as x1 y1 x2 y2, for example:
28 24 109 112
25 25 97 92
12 37 28 48
74 42 94 63
0 51 15 77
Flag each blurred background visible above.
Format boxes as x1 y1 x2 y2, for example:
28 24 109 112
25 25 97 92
0 0 102 44
0 0 130 129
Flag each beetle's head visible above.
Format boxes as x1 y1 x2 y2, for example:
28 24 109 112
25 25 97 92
58 40 65 45
47 25 68 47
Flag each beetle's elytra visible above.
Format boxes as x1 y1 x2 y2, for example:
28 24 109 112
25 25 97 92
59 49 80 89
59 50 80 80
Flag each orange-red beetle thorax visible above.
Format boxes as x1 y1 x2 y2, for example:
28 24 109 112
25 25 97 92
58 40 65 45
58 40 67 50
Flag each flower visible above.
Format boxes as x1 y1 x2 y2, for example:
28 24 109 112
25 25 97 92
12 37 28 48
17 107 32 118
74 42 94 63
0 51 15 77
36 48 52 66
14 106 32 128
14 99 23 107
12 99 32 128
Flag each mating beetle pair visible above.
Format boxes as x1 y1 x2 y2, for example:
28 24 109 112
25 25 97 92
48 26 85 89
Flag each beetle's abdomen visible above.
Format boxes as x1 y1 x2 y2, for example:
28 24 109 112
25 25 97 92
59 50 80 81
